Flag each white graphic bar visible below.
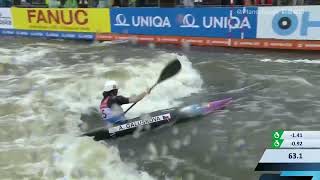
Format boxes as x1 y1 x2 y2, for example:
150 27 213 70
281 131 320 139
259 149 320 163
280 139 320 149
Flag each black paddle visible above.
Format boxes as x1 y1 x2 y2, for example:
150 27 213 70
123 59 182 115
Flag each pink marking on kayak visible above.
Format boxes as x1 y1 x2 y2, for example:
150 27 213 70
203 98 232 115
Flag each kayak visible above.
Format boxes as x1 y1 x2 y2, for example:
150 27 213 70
81 98 232 141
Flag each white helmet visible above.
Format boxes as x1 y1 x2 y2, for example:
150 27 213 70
103 80 118 92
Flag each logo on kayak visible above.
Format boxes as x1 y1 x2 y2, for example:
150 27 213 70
108 113 171 134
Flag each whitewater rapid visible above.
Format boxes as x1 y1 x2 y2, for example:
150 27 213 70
0 41 203 179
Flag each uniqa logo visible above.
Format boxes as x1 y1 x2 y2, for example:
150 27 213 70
203 16 251 29
180 14 199 28
27 9 88 25
272 10 320 36
115 14 130 26
114 14 171 28
179 13 251 29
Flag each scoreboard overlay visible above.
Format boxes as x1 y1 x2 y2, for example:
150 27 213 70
255 130 320 180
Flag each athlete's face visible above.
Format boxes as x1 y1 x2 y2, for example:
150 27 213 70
113 89 118 96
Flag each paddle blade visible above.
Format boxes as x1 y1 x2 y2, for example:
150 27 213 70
157 59 181 84
124 59 181 115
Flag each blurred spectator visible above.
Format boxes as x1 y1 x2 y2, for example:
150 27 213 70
273 0 314 5
244 0 252 5
0 0 13 6
183 0 194 6
128 0 135 6
272 0 306 5
292 0 304 5
304 0 320 4
88 0 98 7
63 0 77 7
48 0 60 7
235 0 243 5
255 0 272 4
221 0 232 5
194 0 202 6
221 0 243 5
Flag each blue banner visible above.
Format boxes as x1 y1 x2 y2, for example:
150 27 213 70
0 29 95 40
111 7 257 39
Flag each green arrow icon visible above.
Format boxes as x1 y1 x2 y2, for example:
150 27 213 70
272 139 284 149
272 130 284 140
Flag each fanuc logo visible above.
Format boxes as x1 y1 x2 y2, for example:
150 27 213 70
272 10 320 36
27 9 88 25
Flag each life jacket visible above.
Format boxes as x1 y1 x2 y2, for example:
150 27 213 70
100 96 124 124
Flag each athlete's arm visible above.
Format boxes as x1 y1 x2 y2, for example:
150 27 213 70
128 88 151 103
114 96 130 105
129 92 146 103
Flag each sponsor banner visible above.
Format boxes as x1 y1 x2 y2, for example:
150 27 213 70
257 6 320 40
96 33 320 50
109 113 171 133
0 8 13 29
11 8 110 33
97 33 232 46
111 7 257 38
0 29 95 40
0 28 15 35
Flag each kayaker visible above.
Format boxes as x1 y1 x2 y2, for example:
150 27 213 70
100 80 150 126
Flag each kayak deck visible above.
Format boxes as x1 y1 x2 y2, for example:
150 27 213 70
80 98 232 141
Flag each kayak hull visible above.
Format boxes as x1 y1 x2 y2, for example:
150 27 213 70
81 98 232 141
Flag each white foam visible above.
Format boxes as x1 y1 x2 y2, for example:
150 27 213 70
2 51 203 179
20 53 202 117
253 74 314 87
121 54 203 117
261 58 320 64
289 77 313 86
51 135 154 180
0 46 52 65
91 40 129 47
